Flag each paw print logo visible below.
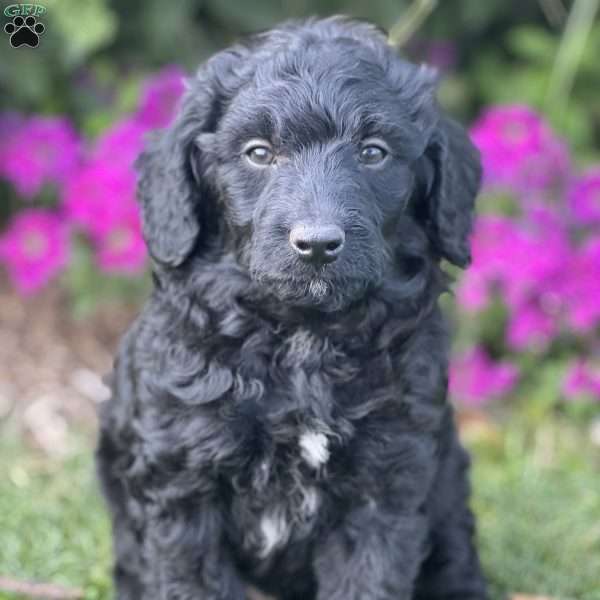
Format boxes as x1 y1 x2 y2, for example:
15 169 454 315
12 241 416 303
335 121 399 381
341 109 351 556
4 15 45 48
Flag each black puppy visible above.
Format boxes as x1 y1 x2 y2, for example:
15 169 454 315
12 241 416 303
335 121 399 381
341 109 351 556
97 16 487 600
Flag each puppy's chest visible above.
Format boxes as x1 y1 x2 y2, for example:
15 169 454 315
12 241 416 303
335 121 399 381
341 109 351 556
228 423 330 565
223 330 360 563
206 324 396 565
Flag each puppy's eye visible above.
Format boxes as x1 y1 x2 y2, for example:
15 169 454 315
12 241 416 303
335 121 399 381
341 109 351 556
359 140 389 166
244 141 275 167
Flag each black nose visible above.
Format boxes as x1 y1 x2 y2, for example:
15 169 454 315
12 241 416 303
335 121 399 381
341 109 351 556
289 223 345 264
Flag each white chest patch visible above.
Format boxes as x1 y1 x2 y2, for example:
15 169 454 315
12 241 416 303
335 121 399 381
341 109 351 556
259 509 291 558
256 487 320 558
299 430 329 469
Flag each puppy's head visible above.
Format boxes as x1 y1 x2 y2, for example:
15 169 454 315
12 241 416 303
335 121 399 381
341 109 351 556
137 17 481 312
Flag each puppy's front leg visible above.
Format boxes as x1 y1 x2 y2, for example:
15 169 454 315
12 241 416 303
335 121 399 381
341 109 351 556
414 424 487 600
147 502 246 600
314 505 427 600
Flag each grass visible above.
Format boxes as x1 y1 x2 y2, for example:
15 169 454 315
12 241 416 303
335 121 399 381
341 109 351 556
0 418 599 600
471 419 600 600
0 436 111 600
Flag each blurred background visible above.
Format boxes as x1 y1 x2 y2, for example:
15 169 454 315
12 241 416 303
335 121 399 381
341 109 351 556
1 1 599 599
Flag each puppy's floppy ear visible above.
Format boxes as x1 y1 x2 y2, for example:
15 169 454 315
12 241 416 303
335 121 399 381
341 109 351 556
135 49 247 267
136 102 202 267
419 116 482 268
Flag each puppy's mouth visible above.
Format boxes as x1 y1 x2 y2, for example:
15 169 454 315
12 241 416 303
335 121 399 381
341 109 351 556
251 270 372 312
254 272 333 299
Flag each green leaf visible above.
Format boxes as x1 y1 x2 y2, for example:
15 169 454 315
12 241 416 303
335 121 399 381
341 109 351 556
519 358 570 421
49 0 117 67
206 0 286 32
507 26 557 64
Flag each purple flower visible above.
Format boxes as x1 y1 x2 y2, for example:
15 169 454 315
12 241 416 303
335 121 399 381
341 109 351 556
449 346 519 406
62 159 147 274
458 215 565 312
504 205 570 316
136 66 186 129
0 115 81 198
459 210 572 349
506 299 559 350
563 360 600 402
62 160 138 238
456 267 489 312
560 237 600 333
0 209 70 294
470 105 570 196
456 216 517 310
94 117 147 168
568 169 600 226
95 208 146 274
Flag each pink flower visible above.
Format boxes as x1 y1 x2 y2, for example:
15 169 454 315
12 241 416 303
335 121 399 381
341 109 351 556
0 209 70 294
505 204 570 309
506 300 559 350
95 208 146 274
62 160 138 238
470 105 570 196
94 117 147 168
457 216 518 311
61 159 147 274
563 360 600 402
459 210 569 312
0 115 81 198
449 346 519 406
136 66 186 129
458 210 571 349
560 237 600 332
456 268 489 311
568 169 600 226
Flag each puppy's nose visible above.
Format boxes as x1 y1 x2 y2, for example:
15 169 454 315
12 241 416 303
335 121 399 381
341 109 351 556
289 223 345 264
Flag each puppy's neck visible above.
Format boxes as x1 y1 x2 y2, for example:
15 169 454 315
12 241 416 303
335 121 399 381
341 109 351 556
152 253 445 352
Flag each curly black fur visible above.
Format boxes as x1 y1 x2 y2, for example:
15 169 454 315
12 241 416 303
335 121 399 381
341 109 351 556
96 16 487 600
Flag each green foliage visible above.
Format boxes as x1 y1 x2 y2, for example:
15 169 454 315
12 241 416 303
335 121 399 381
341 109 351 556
1 5 599 598
470 20 600 152
49 0 118 67
2 0 599 146
0 434 112 600
64 239 150 318
2 0 600 310
472 420 600 599
1 419 599 600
